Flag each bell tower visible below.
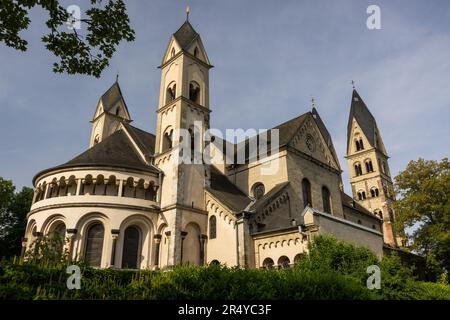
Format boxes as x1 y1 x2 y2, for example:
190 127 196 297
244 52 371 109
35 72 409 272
345 89 399 246
154 16 213 266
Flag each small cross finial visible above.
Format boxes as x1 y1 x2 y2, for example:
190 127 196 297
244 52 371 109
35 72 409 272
116 71 119 83
311 96 316 108
351 80 356 90
186 5 190 21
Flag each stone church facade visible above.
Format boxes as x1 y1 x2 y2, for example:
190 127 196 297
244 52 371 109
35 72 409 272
23 20 400 269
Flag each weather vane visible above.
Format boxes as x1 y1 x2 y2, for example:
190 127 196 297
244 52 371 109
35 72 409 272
186 5 190 21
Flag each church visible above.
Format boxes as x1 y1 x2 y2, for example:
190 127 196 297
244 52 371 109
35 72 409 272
23 18 402 269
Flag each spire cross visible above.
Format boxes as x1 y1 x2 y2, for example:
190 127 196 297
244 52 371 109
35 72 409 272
311 97 316 108
186 5 190 21
116 72 119 83
351 80 356 90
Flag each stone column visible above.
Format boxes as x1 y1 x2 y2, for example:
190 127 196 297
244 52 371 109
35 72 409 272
153 234 162 268
75 178 82 196
199 234 207 265
180 231 188 264
66 229 77 262
110 229 120 267
118 180 124 197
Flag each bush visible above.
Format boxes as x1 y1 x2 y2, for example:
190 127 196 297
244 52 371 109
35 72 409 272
1 235 449 300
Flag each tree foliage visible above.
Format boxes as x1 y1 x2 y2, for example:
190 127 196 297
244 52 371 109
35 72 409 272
0 177 33 259
394 158 450 274
0 0 135 77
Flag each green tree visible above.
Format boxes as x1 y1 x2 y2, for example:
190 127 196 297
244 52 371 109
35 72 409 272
0 0 135 77
394 158 450 274
0 177 33 258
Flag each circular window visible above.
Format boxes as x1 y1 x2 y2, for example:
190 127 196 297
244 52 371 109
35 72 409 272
252 183 265 200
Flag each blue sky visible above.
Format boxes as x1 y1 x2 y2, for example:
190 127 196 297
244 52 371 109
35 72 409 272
0 0 449 193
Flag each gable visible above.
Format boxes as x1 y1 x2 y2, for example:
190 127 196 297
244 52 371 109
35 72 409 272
185 37 210 65
288 115 340 171
162 37 182 65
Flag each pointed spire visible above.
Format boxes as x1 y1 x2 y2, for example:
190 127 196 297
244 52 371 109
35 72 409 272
347 88 378 152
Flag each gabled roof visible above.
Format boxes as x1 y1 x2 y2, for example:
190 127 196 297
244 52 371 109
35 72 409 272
341 191 381 220
347 89 377 151
312 107 341 170
250 182 290 211
173 21 199 50
206 166 251 212
234 113 309 163
97 82 131 119
122 123 156 156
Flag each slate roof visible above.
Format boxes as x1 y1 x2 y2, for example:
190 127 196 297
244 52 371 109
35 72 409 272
98 82 130 117
347 89 377 151
206 166 252 212
33 129 159 183
341 191 380 219
123 123 156 156
173 21 199 50
250 182 290 211
234 113 309 163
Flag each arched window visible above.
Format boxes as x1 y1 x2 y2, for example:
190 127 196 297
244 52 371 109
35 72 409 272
278 256 290 269
94 135 100 145
209 260 220 266
170 47 175 58
374 209 383 219
262 257 274 269
322 186 331 213
49 222 66 254
189 81 200 104
370 187 379 197
122 226 141 269
194 47 199 58
302 178 312 208
355 138 364 151
252 182 265 200
162 127 173 152
209 216 217 239
115 107 120 116
166 82 176 104
354 162 362 176
84 223 104 267
357 190 366 200
365 160 374 173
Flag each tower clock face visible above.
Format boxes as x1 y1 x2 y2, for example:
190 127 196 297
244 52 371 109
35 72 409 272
305 134 316 152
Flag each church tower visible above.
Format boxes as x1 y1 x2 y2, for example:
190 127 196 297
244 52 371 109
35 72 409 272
90 81 131 148
345 89 399 246
154 16 213 266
